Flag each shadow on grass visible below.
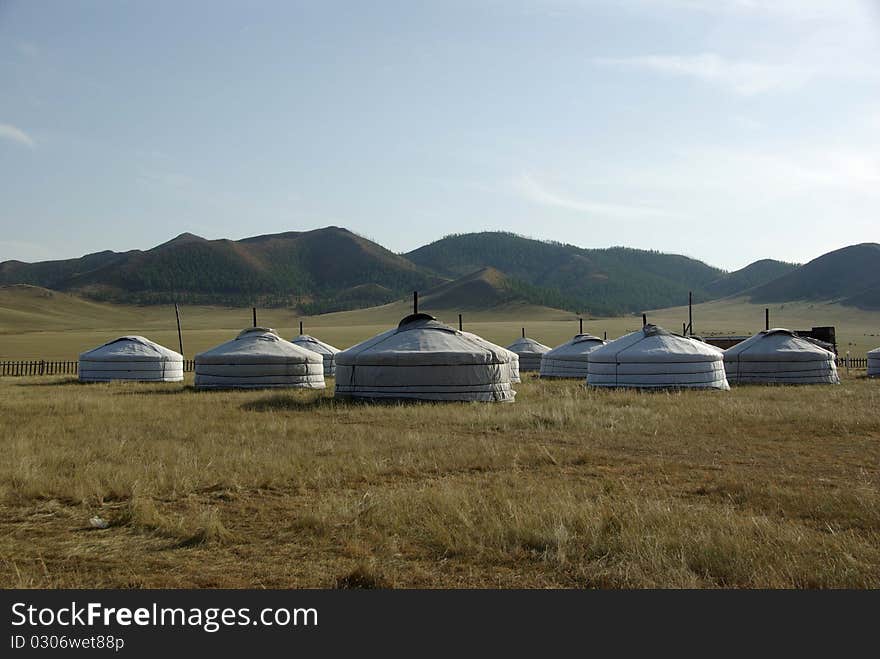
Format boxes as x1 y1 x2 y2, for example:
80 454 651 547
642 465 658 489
241 393 337 412
241 392 456 412
15 377 84 387
112 385 194 396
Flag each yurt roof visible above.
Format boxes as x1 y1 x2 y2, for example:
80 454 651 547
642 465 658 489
589 324 723 363
723 328 836 361
196 327 322 364
290 334 340 355
79 335 182 362
336 314 512 366
506 336 551 354
544 334 605 360
867 346 880 356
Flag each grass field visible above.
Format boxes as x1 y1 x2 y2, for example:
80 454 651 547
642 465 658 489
1 372 878 588
2 285 879 360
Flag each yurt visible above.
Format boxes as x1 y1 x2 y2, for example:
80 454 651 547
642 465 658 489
723 329 840 385
507 350 521 383
506 335 550 372
587 324 729 390
195 328 325 389
335 313 516 402
461 331 520 383
290 334 340 377
869 347 880 377
539 334 606 379
79 336 183 383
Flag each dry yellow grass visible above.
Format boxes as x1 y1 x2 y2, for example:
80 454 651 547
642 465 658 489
1 373 878 588
3 286 878 360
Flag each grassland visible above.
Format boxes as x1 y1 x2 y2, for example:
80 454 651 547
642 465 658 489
1 372 878 589
2 284 879 588
2 285 879 360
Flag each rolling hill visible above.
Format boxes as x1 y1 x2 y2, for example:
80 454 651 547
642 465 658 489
747 243 880 309
705 259 799 298
0 227 440 312
2 228 875 315
406 232 729 314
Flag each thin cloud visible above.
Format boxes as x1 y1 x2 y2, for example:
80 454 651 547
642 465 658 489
514 174 675 219
619 0 868 21
595 54 810 95
0 123 35 148
594 0 878 94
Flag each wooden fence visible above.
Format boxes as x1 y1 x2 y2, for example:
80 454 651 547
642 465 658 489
836 357 868 369
0 357 871 378
1 360 196 377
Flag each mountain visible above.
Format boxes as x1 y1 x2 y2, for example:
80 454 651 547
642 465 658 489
415 267 518 310
0 227 440 312
406 232 726 315
704 259 799 298
3 228 877 315
748 243 880 310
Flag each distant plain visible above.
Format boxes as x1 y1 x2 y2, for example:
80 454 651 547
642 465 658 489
2 285 879 360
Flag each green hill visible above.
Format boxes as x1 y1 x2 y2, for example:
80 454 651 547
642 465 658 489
705 259 799 298
748 243 880 309
0 227 440 313
3 228 878 316
406 232 725 315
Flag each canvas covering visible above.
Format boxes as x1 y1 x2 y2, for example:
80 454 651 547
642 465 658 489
290 334 340 376
79 335 183 382
869 347 880 377
195 327 325 389
587 325 729 390
723 329 839 385
462 331 519 383
506 337 551 372
335 314 516 402
539 334 606 379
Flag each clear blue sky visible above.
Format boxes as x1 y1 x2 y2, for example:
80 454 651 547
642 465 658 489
1 0 878 270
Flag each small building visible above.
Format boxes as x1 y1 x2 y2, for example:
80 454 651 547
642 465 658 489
723 328 839 385
865 346 879 377
290 334 340 377
587 324 729 390
79 336 183 383
335 313 516 402
506 336 551 373
539 334 606 379
195 328 325 389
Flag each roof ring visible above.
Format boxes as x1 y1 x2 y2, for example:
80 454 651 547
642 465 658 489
398 312 437 328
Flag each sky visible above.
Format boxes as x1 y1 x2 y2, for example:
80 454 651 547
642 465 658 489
1 0 878 271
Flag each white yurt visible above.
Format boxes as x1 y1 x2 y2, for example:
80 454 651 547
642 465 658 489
507 349 521 383
195 327 325 389
723 329 840 385
539 334 606 379
869 347 880 377
461 331 520 383
79 336 183 383
290 334 340 377
506 335 551 372
587 324 729 390
335 313 516 402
